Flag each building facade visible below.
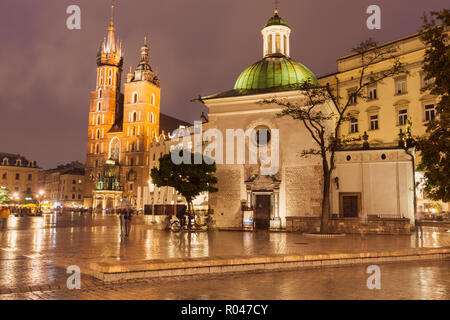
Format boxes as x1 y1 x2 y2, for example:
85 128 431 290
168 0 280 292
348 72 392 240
83 6 189 211
0 153 40 201
196 9 415 232
318 31 449 215
38 161 85 208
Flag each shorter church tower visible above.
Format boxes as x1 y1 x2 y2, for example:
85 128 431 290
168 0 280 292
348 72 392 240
121 37 161 202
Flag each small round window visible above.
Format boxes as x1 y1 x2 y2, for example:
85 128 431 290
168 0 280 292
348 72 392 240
253 126 271 146
381 154 386 160
346 155 351 161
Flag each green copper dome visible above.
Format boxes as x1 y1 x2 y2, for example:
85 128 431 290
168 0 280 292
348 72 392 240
234 55 319 91
264 12 289 28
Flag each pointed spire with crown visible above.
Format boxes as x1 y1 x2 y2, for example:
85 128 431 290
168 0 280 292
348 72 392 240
97 2 123 67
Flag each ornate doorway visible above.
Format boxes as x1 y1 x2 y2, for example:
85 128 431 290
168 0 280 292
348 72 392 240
245 174 281 230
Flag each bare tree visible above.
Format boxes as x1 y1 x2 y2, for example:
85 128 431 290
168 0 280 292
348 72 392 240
264 39 405 233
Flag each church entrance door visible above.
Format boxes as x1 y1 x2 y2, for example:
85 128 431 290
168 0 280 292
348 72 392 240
254 195 271 229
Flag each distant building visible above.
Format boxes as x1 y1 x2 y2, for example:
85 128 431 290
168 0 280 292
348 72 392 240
38 161 85 208
0 153 40 201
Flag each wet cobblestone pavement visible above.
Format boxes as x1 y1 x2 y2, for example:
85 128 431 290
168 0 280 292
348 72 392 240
0 213 449 298
0 261 448 300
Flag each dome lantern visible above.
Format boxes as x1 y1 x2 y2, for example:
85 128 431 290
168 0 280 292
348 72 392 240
261 8 291 58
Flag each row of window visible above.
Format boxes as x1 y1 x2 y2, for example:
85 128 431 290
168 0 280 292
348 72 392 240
96 91 156 107
98 68 117 87
1 158 36 167
0 186 33 193
90 111 155 129
348 74 432 105
62 194 82 200
130 92 156 105
1 172 33 181
349 104 436 133
128 111 156 124
60 186 82 192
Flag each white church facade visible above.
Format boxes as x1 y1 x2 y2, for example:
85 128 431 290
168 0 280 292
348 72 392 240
194 9 415 234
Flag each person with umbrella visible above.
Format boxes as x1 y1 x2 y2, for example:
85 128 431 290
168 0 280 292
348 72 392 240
119 199 133 237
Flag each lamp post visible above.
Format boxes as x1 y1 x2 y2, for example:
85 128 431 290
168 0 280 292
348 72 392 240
148 179 155 222
399 122 418 230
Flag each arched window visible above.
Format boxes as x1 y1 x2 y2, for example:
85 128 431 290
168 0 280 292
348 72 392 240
96 129 100 140
2 158 8 166
275 34 281 53
151 93 155 105
132 111 137 123
108 69 112 85
97 115 101 125
98 89 102 98
96 144 100 154
268 35 273 54
150 112 154 124
132 126 136 136
97 101 102 112
132 92 138 104
109 137 121 161
16 159 22 166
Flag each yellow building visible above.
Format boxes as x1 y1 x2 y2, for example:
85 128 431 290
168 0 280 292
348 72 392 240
38 161 85 208
0 153 40 201
84 6 189 211
319 31 449 214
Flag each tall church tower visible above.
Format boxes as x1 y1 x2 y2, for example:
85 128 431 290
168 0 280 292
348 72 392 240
84 5 123 206
122 37 161 203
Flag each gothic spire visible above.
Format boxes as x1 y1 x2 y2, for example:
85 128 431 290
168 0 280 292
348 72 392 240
105 3 117 54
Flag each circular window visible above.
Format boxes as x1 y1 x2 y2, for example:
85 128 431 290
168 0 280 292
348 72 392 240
253 126 271 146
346 155 351 161
381 154 386 160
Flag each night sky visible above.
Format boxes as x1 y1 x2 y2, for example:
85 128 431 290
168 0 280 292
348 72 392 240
0 0 447 169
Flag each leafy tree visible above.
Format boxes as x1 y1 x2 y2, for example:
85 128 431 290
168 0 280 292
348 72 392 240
150 152 218 214
416 9 450 202
264 39 405 233
0 187 10 205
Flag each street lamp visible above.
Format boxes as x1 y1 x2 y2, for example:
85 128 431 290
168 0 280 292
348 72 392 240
148 179 156 220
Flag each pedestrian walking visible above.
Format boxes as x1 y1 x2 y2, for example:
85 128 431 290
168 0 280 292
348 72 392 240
119 207 126 237
415 210 424 238
359 213 368 239
1 206 10 230
123 205 132 237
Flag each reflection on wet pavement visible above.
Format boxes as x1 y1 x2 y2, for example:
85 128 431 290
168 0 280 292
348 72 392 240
1 261 449 300
0 213 449 291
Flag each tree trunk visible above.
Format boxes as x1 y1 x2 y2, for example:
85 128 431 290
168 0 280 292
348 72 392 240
320 167 331 234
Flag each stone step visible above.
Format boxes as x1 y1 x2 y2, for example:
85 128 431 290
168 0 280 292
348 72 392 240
90 247 450 282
